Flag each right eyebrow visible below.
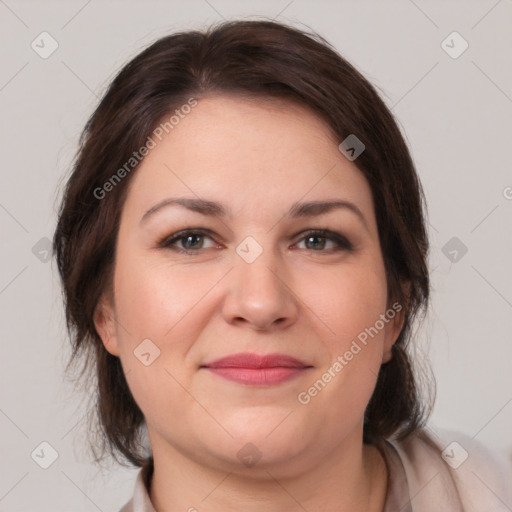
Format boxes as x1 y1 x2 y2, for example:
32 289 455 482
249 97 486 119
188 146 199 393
140 198 227 224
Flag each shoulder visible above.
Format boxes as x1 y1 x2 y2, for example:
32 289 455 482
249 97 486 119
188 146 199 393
118 458 155 512
119 500 133 512
387 426 512 511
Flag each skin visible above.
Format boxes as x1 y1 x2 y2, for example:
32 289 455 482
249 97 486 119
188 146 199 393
94 94 405 512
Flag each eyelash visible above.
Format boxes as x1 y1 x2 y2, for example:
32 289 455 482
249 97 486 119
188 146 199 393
157 228 354 254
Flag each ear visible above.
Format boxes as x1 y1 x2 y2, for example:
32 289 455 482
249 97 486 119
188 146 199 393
381 282 409 363
381 301 406 363
93 293 120 357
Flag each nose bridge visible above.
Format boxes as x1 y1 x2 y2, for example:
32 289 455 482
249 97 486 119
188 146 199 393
234 235 286 299
221 234 298 330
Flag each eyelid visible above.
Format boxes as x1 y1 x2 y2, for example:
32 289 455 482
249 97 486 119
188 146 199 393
292 228 354 251
158 227 354 254
157 228 219 250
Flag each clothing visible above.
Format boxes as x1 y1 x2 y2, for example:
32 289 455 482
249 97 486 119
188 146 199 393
119 428 512 511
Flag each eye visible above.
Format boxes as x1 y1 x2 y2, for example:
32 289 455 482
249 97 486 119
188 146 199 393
158 229 219 254
293 229 353 252
158 228 353 255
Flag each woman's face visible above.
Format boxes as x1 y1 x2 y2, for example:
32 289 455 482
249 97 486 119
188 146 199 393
95 95 403 476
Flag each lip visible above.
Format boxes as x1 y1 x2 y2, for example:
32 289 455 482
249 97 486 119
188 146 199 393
201 352 312 386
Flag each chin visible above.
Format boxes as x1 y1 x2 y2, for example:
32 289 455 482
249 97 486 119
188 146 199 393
208 412 311 466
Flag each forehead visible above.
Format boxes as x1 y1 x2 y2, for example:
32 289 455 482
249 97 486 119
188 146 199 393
122 95 375 225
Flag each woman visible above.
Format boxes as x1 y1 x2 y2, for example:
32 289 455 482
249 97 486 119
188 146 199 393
52 19 511 512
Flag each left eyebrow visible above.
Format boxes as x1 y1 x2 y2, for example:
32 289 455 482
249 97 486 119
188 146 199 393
288 200 368 230
140 197 368 231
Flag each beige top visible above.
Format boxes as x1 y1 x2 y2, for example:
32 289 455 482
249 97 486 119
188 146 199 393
119 429 512 511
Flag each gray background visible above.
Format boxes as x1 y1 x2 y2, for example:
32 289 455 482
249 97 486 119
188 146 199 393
1 0 511 510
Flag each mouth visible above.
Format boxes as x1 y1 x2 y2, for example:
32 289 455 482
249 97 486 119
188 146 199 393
200 352 313 386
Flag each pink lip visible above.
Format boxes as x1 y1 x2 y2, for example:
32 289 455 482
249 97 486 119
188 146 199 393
201 353 312 386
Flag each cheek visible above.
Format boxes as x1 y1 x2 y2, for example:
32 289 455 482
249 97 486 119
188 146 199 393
297 259 388 407
114 254 214 341
111 258 208 422
303 258 389 348
111 255 227 401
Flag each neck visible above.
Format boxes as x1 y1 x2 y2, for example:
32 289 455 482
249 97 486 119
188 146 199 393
148 431 388 512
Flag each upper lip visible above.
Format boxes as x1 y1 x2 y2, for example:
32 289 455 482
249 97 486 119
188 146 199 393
202 352 311 369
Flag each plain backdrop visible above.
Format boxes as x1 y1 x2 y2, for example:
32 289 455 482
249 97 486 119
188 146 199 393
1 1 511 510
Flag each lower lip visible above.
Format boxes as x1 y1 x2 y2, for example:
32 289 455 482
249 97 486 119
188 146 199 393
204 367 307 386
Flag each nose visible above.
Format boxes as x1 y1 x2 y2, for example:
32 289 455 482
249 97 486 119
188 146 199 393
221 246 299 332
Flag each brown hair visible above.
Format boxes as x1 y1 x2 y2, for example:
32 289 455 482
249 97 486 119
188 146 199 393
53 19 432 468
